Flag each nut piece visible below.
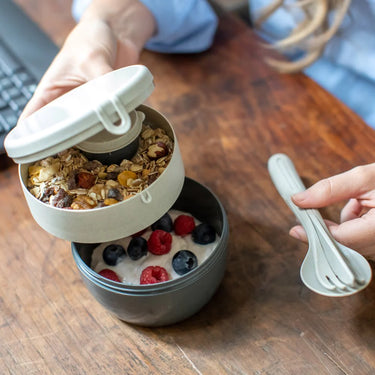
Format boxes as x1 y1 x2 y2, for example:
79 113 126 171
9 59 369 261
130 164 143 172
76 172 96 189
142 169 150 178
71 195 97 210
147 142 168 159
83 160 102 172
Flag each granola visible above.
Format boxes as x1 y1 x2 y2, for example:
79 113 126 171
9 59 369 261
27 122 174 210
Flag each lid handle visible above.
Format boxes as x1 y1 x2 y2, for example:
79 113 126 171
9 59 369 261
95 97 131 135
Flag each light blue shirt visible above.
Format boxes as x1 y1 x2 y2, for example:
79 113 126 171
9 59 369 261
71 0 218 52
72 0 375 128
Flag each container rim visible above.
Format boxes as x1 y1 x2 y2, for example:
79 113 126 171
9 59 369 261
71 177 229 295
73 232 228 295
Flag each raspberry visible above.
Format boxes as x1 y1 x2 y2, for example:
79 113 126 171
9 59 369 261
98 269 121 282
140 266 169 284
174 215 195 236
148 230 172 255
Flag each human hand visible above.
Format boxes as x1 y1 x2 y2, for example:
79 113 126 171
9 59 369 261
289 164 375 259
20 0 156 121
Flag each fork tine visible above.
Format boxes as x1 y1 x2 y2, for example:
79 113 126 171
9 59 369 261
310 235 337 290
314 234 361 291
313 238 349 290
310 213 357 286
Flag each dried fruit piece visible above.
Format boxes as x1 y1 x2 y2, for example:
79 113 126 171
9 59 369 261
76 172 96 189
50 189 73 208
40 186 57 203
67 172 78 190
140 266 169 284
103 198 118 206
174 215 195 236
148 230 172 255
98 269 121 282
117 170 137 186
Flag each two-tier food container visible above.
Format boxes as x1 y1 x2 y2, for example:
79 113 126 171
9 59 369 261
5 65 229 326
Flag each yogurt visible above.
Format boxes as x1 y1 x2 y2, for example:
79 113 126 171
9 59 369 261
91 209 219 284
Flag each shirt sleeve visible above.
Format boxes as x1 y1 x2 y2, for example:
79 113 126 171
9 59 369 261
71 0 218 53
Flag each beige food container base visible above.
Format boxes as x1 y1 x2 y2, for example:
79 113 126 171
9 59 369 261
4 65 185 242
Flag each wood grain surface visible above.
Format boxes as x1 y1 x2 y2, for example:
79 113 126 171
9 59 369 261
2 1 375 374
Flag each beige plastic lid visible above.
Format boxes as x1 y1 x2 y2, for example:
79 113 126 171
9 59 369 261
4 65 154 163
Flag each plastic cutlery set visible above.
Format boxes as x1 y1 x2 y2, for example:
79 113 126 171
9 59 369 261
268 153 372 297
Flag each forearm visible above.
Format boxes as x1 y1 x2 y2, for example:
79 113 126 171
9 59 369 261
72 0 218 54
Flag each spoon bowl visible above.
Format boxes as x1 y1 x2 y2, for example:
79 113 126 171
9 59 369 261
300 244 371 296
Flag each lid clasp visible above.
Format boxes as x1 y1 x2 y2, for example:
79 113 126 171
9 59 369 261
95 96 131 135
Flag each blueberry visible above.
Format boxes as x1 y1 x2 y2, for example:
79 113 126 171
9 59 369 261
192 223 216 244
102 244 125 266
127 237 148 260
172 250 198 275
151 213 173 232
107 188 123 201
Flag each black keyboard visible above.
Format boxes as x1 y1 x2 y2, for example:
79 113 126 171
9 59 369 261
0 38 37 153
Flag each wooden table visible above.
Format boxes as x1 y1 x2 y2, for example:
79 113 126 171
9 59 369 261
2 1 375 374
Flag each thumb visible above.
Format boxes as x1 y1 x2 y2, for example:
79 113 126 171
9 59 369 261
81 53 113 80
